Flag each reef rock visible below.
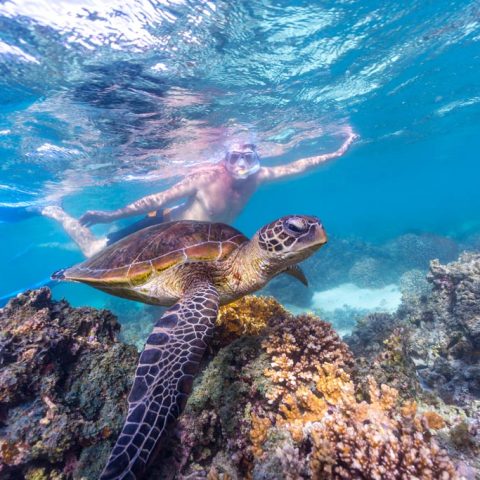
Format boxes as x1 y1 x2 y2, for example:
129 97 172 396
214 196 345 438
405 252 480 405
0 288 137 480
347 252 480 406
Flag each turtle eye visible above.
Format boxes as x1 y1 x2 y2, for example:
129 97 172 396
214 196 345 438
285 217 308 235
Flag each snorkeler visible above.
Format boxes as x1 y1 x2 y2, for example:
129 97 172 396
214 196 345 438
41 128 357 258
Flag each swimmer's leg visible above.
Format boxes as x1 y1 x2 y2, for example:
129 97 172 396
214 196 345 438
42 206 107 258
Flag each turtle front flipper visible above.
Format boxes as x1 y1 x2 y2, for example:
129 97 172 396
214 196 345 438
100 281 219 480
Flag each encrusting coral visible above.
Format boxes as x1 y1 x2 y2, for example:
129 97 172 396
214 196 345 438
215 295 285 345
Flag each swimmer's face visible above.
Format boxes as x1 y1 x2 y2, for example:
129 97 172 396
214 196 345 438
225 144 260 180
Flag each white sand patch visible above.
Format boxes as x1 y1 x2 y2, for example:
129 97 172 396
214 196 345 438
311 283 401 313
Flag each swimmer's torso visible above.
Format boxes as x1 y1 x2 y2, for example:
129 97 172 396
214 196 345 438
170 165 259 224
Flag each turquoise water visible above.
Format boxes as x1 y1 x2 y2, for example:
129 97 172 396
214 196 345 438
1 0 479 325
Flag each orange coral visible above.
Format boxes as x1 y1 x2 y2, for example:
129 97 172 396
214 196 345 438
249 414 272 457
207 467 233 480
275 364 354 442
0 439 29 466
217 296 286 341
262 314 353 406
423 411 447 430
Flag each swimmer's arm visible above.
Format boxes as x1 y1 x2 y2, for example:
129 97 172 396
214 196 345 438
258 129 357 183
79 175 200 226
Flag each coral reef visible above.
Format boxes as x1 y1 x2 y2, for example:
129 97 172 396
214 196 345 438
3 264 478 479
0 288 137 480
347 252 480 406
311 305 368 336
215 295 286 347
385 233 459 272
306 380 455 480
398 268 431 298
260 274 313 308
345 312 421 399
347 256 389 288
346 252 480 477
152 297 457 479
264 232 460 315
300 236 382 292
261 313 353 406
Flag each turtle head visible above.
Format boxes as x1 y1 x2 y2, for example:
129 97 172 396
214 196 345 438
255 215 327 270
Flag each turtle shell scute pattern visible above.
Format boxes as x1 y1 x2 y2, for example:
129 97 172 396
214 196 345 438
62 221 248 286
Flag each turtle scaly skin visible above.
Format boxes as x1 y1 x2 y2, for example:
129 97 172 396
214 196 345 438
53 215 327 479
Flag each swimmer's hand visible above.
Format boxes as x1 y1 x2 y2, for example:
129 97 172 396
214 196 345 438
342 125 359 142
337 126 359 155
80 210 116 226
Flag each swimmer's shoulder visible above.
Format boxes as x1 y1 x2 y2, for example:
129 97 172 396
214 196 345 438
188 163 227 183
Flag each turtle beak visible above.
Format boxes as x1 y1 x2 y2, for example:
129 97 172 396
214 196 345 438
316 223 328 245
309 221 327 248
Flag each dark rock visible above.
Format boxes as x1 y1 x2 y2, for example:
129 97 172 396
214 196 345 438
0 288 137 480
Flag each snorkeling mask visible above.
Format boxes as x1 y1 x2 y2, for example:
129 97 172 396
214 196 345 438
225 144 260 179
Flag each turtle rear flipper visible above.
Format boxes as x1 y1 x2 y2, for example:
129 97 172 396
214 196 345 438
100 281 219 480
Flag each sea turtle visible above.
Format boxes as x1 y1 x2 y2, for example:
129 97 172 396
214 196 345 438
52 214 327 479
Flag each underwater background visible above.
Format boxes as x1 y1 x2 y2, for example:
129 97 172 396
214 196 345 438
1 0 480 337
2 2 480 479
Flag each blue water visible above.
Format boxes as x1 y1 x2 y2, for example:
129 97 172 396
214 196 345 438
1 0 479 322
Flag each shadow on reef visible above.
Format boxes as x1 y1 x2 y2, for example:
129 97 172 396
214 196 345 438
1 252 479 479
